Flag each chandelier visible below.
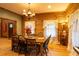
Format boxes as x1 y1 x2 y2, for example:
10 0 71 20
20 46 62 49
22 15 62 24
23 3 35 19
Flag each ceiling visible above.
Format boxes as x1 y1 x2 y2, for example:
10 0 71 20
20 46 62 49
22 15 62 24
0 3 70 15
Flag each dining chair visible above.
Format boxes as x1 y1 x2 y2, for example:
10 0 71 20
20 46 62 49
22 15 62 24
40 35 51 56
18 35 27 54
11 35 19 52
18 40 27 54
26 39 38 56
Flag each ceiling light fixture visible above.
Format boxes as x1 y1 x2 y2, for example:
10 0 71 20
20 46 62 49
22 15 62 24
23 3 35 19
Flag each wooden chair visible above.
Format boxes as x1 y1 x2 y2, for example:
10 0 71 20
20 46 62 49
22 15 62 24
26 39 38 56
11 35 19 52
40 35 51 56
18 35 27 54
18 40 27 54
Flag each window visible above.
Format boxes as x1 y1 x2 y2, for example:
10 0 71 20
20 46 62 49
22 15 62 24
43 20 57 38
72 19 79 47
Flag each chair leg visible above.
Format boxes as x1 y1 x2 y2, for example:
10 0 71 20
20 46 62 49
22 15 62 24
44 49 47 56
40 48 46 56
38 48 48 56
12 47 13 51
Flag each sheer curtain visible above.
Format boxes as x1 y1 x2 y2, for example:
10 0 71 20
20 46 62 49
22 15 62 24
72 18 79 47
43 20 57 39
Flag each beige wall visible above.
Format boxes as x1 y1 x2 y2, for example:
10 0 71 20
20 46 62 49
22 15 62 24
0 8 22 35
23 12 66 37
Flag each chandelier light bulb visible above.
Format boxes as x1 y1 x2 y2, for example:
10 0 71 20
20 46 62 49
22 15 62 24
28 10 32 14
23 9 26 12
25 14 28 16
32 13 35 16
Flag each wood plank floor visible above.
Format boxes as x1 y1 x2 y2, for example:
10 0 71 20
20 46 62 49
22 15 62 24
0 38 76 56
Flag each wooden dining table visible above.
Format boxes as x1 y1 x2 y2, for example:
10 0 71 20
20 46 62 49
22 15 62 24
24 36 45 55
25 36 45 42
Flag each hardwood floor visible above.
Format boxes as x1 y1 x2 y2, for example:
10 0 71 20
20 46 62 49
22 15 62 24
0 38 18 56
0 38 76 56
48 42 69 56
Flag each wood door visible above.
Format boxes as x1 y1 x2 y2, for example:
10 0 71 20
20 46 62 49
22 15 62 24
1 19 8 37
0 19 1 37
1 18 17 38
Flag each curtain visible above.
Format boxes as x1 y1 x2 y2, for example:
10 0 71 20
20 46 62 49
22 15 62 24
43 20 57 38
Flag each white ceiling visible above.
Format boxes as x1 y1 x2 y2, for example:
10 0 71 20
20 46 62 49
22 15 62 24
0 3 70 15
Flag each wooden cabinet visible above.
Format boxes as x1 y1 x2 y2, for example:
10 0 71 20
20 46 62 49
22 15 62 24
58 23 68 46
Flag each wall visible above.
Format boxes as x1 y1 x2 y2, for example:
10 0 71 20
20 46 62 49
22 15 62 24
23 12 66 37
0 8 22 35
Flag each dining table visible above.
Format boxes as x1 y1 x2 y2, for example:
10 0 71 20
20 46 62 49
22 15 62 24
25 36 45 42
24 36 45 55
